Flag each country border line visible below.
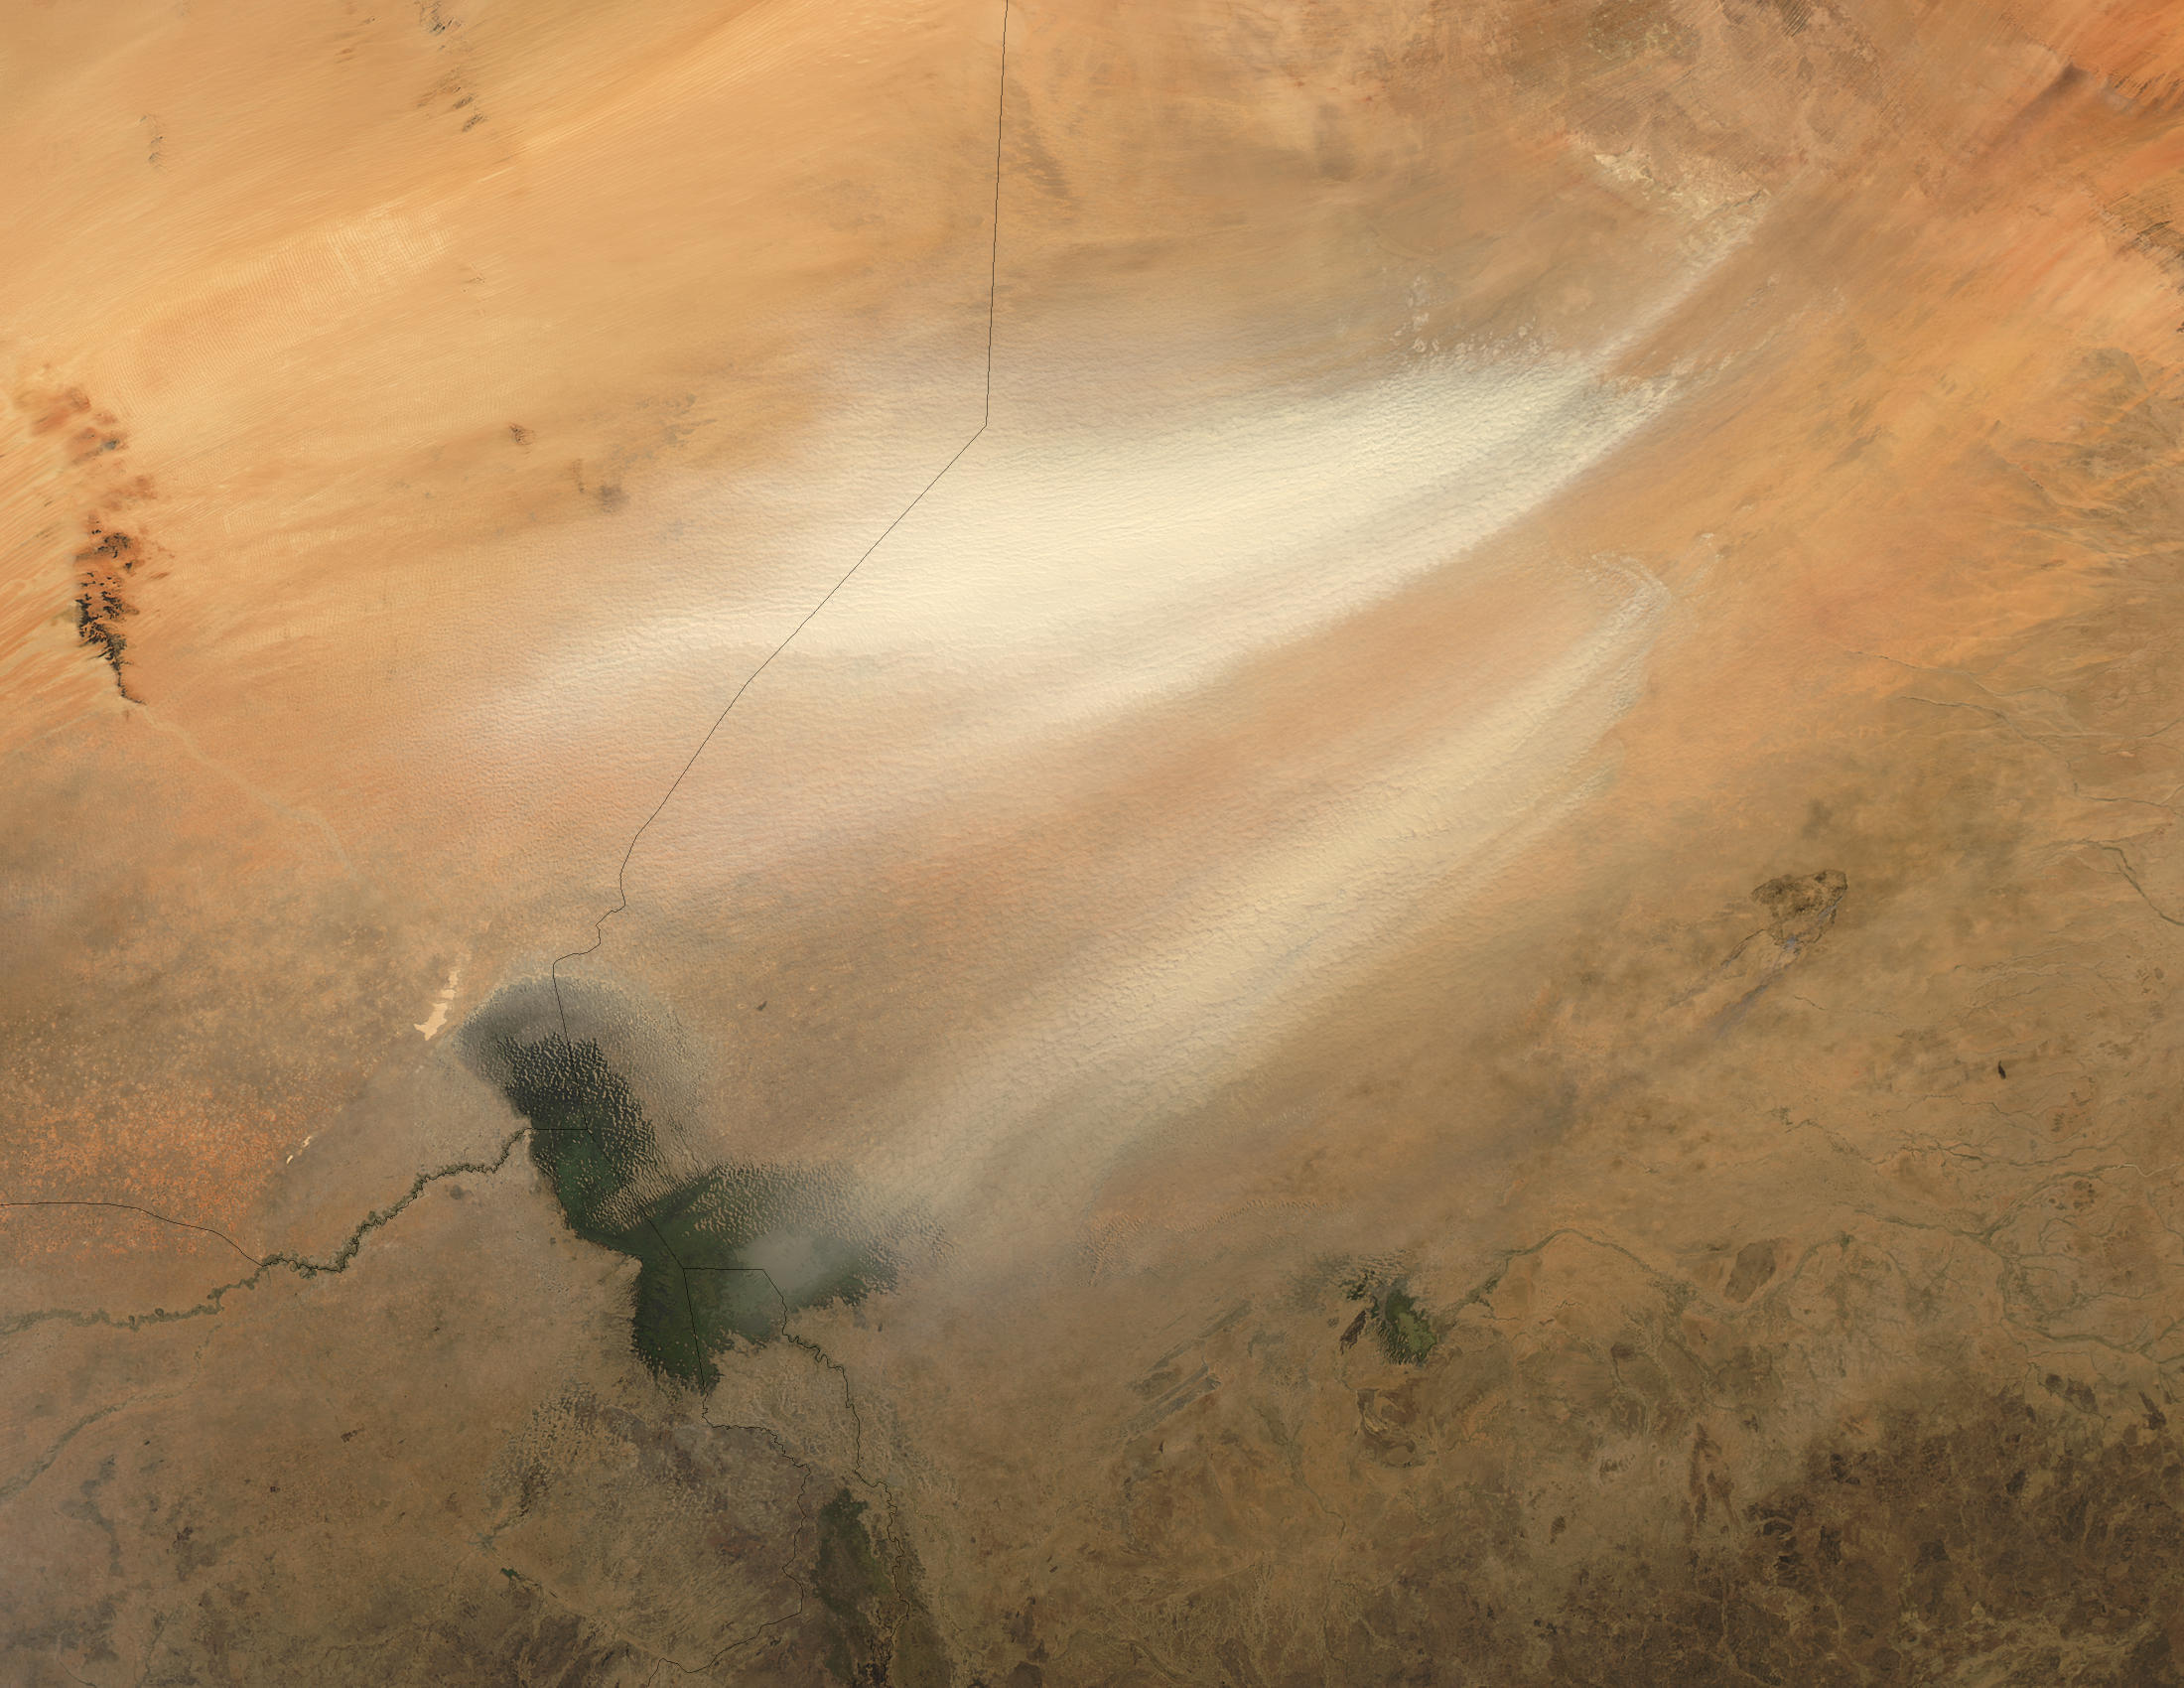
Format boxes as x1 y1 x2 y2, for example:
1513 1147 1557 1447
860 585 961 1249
4 4 1012 1379
549 0 1013 1036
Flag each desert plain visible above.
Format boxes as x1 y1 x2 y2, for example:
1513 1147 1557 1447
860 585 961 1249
10 0 2184 1682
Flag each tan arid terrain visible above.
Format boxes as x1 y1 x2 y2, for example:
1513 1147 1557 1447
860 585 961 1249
10 0 2184 1682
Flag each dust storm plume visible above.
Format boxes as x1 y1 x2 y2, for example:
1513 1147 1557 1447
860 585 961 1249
10 1 2184 1684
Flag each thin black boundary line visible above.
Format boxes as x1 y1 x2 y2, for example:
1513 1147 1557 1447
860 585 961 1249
549 0 1013 1037
0 1199 262 1267
5 7 1009 1381
525 1085 800 1371
1 1129 534 1339
1 1126 792 1371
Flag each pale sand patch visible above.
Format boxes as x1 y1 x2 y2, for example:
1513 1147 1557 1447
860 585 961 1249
414 964 464 1039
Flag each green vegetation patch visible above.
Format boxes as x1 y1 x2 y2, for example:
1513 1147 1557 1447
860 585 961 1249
1344 1268 1440 1366
495 1033 893 1390
814 1488 951 1687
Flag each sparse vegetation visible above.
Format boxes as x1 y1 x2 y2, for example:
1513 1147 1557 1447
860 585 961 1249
1343 1268 1439 1365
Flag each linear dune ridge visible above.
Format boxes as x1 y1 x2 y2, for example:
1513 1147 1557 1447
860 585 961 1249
9 0 2184 1682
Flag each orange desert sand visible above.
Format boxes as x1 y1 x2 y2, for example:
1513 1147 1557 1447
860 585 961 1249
10 0 2184 1682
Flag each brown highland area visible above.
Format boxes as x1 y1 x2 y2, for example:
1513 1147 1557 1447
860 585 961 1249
10 0 2184 1683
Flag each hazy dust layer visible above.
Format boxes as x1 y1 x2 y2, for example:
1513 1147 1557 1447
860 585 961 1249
11 1 2184 1684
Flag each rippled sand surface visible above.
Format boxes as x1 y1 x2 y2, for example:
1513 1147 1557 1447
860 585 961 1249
12 1 2184 1681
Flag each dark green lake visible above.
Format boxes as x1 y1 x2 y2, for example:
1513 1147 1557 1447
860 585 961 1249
494 1032 892 1390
